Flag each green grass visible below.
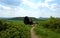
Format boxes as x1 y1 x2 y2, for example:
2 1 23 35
1 17 60 38
0 20 31 38
34 23 60 38
34 17 60 38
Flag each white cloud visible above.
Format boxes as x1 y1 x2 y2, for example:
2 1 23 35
14 7 40 18
22 0 36 8
0 4 12 10
45 0 53 3
39 11 60 17
0 0 60 18
21 0 52 10
49 4 57 11
0 4 16 17
21 0 59 11
0 4 40 18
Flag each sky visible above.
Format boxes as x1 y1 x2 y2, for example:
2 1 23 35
0 0 60 18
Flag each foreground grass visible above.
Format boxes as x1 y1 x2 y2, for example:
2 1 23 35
34 23 60 38
34 17 60 38
0 20 31 38
34 24 60 38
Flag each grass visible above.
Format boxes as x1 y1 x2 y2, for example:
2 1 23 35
34 24 60 38
0 20 32 38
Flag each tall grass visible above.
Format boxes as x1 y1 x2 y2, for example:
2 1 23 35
0 20 31 38
34 17 60 38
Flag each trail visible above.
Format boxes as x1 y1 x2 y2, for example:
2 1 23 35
31 25 41 38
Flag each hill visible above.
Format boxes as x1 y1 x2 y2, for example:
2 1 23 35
0 17 49 21
7 17 39 21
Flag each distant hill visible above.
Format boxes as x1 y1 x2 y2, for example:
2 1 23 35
7 17 39 21
8 17 24 21
0 17 49 21
38 17 49 21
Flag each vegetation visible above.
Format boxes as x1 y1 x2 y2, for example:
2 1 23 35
0 20 31 38
34 16 60 38
0 16 60 38
8 17 39 21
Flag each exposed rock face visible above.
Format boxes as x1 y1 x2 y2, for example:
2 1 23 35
24 16 33 25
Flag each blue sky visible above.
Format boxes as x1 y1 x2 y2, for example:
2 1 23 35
0 0 60 18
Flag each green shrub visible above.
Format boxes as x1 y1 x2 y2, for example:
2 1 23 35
34 17 60 38
0 20 31 38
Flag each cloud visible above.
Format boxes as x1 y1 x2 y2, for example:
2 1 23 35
21 0 60 11
0 4 40 18
14 7 40 18
21 0 54 10
0 4 12 10
22 0 36 9
45 0 53 3
0 0 60 18
0 4 16 17
49 4 58 11
0 0 21 7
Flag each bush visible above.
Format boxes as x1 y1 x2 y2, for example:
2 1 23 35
34 17 60 38
0 20 31 38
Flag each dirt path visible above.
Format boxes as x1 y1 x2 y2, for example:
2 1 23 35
31 25 40 38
